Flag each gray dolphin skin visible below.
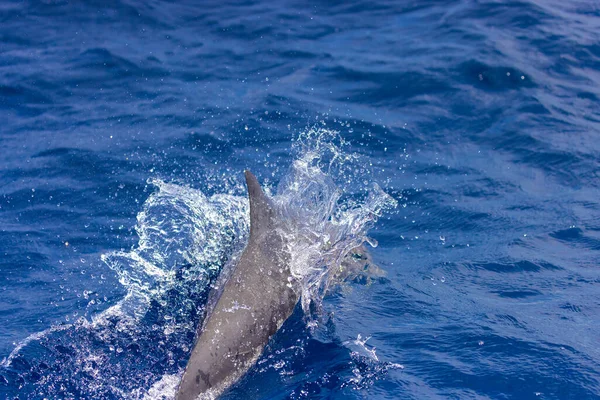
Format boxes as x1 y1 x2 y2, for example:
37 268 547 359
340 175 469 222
176 171 299 400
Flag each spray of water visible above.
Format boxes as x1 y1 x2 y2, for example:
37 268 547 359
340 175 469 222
0 127 397 399
275 127 397 317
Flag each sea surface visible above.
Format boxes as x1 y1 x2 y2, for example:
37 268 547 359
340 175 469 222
1 0 600 399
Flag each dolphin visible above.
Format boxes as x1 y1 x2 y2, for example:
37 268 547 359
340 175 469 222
176 171 299 400
176 171 382 399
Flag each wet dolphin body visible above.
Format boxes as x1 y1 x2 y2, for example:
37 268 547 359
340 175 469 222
177 171 299 400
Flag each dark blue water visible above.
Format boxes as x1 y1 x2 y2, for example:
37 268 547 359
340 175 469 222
2 0 600 399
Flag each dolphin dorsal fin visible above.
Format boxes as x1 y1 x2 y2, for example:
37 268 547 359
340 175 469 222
244 170 273 239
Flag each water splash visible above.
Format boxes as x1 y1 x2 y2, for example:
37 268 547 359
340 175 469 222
102 180 249 320
0 127 397 399
276 126 398 317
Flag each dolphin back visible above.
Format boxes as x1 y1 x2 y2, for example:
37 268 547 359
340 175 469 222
176 171 298 400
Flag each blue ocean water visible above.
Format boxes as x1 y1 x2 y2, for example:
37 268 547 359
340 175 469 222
2 0 600 399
